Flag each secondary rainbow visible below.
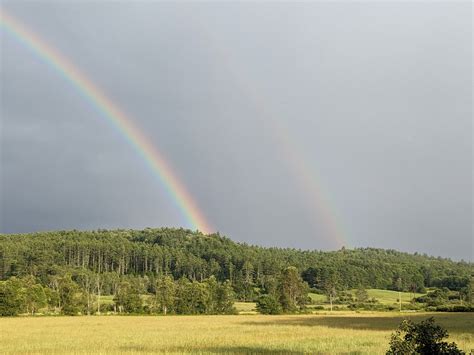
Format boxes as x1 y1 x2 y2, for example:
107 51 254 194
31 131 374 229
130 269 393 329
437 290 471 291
0 10 213 234
196 23 348 248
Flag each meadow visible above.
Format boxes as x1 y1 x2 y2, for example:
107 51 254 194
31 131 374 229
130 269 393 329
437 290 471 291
307 289 425 310
101 289 426 311
1 312 472 354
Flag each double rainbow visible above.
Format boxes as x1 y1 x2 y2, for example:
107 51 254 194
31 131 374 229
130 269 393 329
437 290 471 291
0 10 213 234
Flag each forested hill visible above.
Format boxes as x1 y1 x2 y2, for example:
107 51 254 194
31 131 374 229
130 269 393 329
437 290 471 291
1 228 471 294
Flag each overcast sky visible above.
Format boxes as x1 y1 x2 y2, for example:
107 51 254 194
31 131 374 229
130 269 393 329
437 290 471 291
1 2 472 260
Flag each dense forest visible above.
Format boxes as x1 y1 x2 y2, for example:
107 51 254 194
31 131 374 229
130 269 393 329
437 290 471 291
0 228 472 316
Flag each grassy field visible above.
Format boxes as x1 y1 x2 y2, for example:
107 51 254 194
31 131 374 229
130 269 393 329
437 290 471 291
234 302 257 314
101 288 422 313
308 289 425 306
1 313 472 354
363 289 425 305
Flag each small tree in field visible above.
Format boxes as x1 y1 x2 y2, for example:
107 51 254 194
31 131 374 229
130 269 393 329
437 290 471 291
355 286 369 303
279 266 308 312
256 294 282 315
216 280 236 314
387 317 464 354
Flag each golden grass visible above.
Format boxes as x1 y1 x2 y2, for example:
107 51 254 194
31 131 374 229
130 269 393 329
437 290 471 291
0 312 472 354
234 302 257 314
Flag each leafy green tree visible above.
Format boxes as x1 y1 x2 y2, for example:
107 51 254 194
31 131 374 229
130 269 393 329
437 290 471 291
114 281 142 313
419 288 449 307
387 317 464 354
174 278 210 314
25 284 47 315
94 273 105 315
58 275 85 315
393 276 404 292
337 291 354 303
279 266 308 312
216 280 235 314
190 281 211 314
410 273 426 293
203 276 219 314
240 260 254 301
356 286 369 303
154 275 176 314
44 287 60 313
301 267 319 288
262 275 279 298
20 276 47 315
0 278 25 316
102 272 120 313
175 277 192 314
459 277 473 304
324 284 338 312
76 270 95 315
256 294 282 315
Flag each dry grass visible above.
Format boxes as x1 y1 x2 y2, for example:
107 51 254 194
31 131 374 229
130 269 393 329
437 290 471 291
234 302 257 314
0 312 472 354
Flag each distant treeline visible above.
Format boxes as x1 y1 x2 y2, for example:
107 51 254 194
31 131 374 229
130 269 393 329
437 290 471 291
0 228 472 315
1 228 471 291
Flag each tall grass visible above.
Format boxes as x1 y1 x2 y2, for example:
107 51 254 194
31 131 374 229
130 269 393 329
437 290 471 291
1 312 472 354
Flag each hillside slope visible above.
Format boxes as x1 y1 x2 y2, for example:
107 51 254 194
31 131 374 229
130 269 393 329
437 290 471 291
1 228 471 292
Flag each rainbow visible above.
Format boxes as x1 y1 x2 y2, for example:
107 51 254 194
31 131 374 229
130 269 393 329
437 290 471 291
196 23 348 248
0 10 213 234
271 121 347 248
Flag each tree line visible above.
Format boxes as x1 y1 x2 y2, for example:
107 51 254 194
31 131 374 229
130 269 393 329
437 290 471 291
0 266 311 316
0 228 472 315
0 273 236 316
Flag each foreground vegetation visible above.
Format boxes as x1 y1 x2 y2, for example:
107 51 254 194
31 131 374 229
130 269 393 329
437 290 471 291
387 317 465 354
0 313 472 354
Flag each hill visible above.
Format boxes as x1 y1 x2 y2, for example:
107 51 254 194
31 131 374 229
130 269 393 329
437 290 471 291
1 228 471 294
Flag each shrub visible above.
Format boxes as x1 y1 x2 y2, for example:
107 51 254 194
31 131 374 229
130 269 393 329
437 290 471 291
434 305 474 312
387 317 464 354
256 295 282 315
348 303 397 311
355 287 369 303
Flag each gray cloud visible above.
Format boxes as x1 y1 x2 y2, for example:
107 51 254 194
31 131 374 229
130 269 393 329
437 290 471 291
1 1 471 260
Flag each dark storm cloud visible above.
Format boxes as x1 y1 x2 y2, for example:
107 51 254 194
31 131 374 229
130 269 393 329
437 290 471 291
1 2 471 260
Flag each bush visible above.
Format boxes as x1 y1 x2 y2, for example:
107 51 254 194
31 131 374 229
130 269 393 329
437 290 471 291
387 317 464 354
348 303 398 311
416 288 450 307
336 291 354 304
99 303 116 313
256 295 282 315
433 305 474 312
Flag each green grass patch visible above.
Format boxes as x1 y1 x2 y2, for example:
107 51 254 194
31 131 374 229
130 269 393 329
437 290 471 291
363 289 425 305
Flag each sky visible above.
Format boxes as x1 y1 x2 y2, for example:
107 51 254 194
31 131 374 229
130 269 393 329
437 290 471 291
1 2 472 260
